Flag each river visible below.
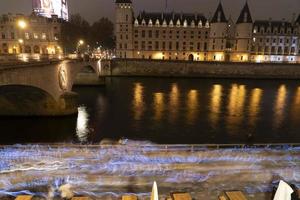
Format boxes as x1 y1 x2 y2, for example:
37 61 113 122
1 77 300 144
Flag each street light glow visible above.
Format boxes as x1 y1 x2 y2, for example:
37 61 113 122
18 20 27 29
18 39 24 44
79 40 84 45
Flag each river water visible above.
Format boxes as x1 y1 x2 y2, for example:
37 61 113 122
2 77 300 144
1 77 300 199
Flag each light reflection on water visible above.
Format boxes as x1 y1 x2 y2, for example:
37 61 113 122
186 90 199 125
273 85 288 130
210 84 223 129
76 106 89 143
2 78 300 144
248 88 263 127
153 93 165 121
226 84 247 134
133 83 144 121
98 79 300 144
169 83 180 124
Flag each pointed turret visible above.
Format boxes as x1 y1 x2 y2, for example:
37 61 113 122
296 14 300 24
236 2 253 24
211 2 227 23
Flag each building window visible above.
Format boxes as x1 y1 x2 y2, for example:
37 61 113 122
148 30 152 38
155 30 159 38
34 33 38 39
25 32 30 39
169 42 172 50
142 30 145 38
155 41 159 49
162 42 166 50
1 33 5 39
141 41 145 50
11 32 15 39
42 33 46 40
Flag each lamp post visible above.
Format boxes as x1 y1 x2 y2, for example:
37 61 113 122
77 40 84 53
17 19 27 54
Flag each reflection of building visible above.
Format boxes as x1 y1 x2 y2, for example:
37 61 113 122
0 13 62 56
115 0 300 63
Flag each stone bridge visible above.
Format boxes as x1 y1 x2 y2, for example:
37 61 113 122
0 60 103 116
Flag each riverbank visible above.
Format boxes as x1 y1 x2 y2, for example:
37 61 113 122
101 59 300 79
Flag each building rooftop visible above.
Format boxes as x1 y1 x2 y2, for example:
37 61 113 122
296 14 300 24
211 2 227 23
136 11 207 26
254 20 295 32
236 2 252 24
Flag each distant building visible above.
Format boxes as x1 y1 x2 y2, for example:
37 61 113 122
0 13 63 57
115 0 300 63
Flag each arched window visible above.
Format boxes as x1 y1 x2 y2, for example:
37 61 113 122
25 45 31 53
33 45 40 54
291 47 296 54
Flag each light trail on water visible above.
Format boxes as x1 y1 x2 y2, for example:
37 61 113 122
0 142 300 199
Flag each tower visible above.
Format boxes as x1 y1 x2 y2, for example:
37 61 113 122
115 0 134 58
209 2 228 61
235 1 253 61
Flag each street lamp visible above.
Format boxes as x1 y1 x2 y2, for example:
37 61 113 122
17 20 27 54
17 20 27 29
79 40 84 45
77 39 85 55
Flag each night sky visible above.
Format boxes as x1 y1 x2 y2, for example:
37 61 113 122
0 0 299 23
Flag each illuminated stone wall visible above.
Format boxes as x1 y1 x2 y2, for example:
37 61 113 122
102 59 300 79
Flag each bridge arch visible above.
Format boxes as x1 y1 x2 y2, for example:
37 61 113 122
0 85 77 116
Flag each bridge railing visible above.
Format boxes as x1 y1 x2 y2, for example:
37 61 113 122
0 54 63 64
1 143 300 152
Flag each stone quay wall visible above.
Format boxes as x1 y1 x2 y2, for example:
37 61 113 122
101 59 300 79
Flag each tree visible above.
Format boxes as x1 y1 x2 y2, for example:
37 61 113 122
89 18 115 49
61 15 115 54
61 14 90 53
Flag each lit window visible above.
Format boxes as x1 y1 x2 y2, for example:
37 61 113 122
34 33 38 39
42 33 46 39
25 32 30 39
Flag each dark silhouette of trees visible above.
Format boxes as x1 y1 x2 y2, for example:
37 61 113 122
61 14 115 54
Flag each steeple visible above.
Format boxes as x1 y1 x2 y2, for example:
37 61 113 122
296 14 300 24
211 2 227 23
236 1 253 24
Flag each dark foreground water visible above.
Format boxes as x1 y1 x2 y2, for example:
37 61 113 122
2 77 300 144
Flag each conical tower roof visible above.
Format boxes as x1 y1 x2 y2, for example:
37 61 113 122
211 2 227 23
296 14 300 24
236 2 253 24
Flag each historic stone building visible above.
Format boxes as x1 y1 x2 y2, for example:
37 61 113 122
0 13 63 57
115 0 300 63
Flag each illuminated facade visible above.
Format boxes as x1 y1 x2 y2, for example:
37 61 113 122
0 13 63 56
115 0 300 63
